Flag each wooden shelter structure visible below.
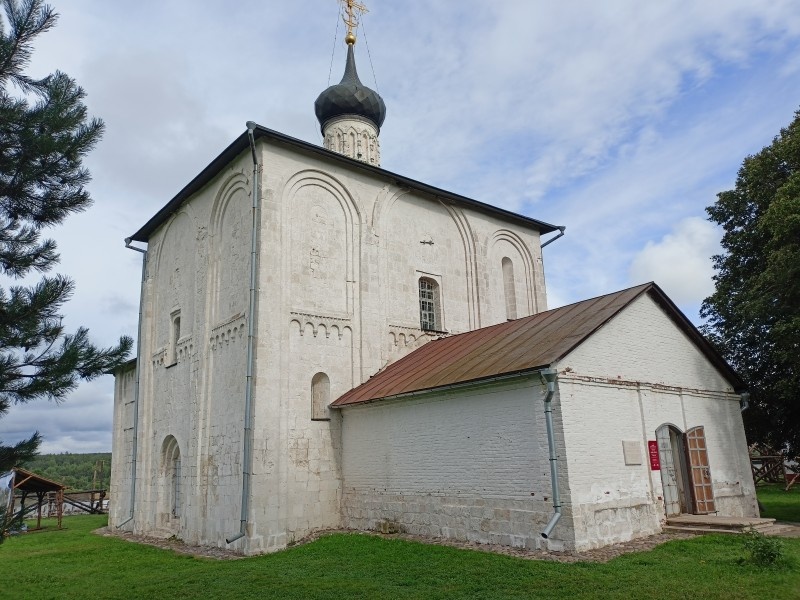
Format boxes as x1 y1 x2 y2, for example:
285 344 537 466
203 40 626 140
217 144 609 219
5 468 65 531
749 449 798 491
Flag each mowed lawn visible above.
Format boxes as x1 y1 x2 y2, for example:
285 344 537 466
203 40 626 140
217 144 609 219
2 513 799 600
757 483 800 523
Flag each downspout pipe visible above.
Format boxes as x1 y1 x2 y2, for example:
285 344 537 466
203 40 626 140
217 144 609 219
539 368 561 539
739 392 750 412
227 122 261 545
118 238 148 529
541 226 566 249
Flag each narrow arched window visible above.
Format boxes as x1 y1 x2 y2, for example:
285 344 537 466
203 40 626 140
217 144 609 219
162 435 181 518
169 310 181 365
502 257 517 320
419 278 441 331
311 372 331 421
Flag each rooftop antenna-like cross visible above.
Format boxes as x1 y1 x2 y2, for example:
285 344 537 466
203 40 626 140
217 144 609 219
340 0 368 45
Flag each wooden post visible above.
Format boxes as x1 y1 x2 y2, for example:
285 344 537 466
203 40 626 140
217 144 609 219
57 489 63 529
36 491 46 529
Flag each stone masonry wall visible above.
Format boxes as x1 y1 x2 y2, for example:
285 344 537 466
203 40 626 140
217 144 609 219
112 138 552 554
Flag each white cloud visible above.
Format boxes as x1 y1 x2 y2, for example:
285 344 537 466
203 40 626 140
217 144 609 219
0 381 113 453
2 0 800 452
629 217 720 305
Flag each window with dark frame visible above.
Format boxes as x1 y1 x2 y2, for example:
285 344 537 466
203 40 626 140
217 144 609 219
419 278 439 331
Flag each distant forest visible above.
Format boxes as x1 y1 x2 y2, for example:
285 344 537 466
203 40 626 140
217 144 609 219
25 453 112 491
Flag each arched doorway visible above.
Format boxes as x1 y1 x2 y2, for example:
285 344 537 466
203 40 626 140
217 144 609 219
655 424 691 516
656 424 717 516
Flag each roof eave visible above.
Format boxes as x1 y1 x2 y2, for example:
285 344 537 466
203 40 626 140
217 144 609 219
129 124 562 242
331 365 549 408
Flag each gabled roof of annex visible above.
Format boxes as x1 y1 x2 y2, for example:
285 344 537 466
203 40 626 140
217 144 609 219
331 282 746 407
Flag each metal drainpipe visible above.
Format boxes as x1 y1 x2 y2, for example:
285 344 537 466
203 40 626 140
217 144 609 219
541 226 566 248
117 239 147 528
739 392 750 412
540 368 562 539
226 122 261 545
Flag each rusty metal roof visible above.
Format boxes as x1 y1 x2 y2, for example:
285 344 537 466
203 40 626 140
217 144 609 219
331 283 745 407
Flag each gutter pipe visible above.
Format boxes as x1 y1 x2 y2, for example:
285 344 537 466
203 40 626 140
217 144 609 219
226 122 261 545
740 392 750 412
118 238 148 529
541 226 566 249
539 368 561 539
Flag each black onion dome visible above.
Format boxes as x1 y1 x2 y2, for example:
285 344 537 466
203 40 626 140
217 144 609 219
315 44 386 133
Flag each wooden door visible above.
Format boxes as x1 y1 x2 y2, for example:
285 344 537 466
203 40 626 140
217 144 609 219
685 426 716 514
656 426 681 516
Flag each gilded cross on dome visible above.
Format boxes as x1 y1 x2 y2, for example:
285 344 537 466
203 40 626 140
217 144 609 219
339 0 368 45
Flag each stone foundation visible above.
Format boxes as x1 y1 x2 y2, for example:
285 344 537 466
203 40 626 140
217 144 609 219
342 489 572 551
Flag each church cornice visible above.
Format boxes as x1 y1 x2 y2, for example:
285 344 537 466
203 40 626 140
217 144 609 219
127 124 562 243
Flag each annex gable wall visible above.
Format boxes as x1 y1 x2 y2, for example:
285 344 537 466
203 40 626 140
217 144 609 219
553 294 756 551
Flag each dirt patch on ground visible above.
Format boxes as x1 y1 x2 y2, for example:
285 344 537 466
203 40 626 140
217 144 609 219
368 530 701 563
96 526 699 563
95 527 246 560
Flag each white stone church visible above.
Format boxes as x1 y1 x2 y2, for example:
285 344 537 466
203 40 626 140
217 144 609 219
109 29 758 554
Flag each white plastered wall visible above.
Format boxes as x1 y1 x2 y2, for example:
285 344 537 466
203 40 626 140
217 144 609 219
339 378 573 551
109 362 136 526
109 151 254 547
111 136 551 554
555 293 756 551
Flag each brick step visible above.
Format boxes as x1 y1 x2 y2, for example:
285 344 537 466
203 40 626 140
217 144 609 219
666 516 775 533
757 524 799 536
663 525 741 535
664 523 795 536
748 522 780 533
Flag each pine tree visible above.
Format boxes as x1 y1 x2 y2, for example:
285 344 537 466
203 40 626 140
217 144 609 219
0 0 132 481
701 109 800 461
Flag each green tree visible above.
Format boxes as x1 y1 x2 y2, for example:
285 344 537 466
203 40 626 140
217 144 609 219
0 0 132 482
701 109 800 461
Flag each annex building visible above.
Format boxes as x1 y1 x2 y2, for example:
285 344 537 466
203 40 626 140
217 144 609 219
109 14 757 554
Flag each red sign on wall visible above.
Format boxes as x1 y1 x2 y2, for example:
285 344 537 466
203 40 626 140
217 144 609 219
648 440 661 470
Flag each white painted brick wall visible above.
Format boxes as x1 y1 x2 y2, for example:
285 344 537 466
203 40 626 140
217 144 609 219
564 295 733 392
556 294 756 550
340 378 572 550
556 379 663 549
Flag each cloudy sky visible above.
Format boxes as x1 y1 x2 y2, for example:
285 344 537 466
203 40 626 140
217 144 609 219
2 0 799 454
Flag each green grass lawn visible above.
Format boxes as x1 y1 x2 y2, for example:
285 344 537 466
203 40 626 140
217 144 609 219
757 483 800 522
1 515 799 600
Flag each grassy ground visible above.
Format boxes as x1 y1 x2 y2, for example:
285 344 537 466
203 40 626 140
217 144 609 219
2 515 799 600
757 483 800 522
